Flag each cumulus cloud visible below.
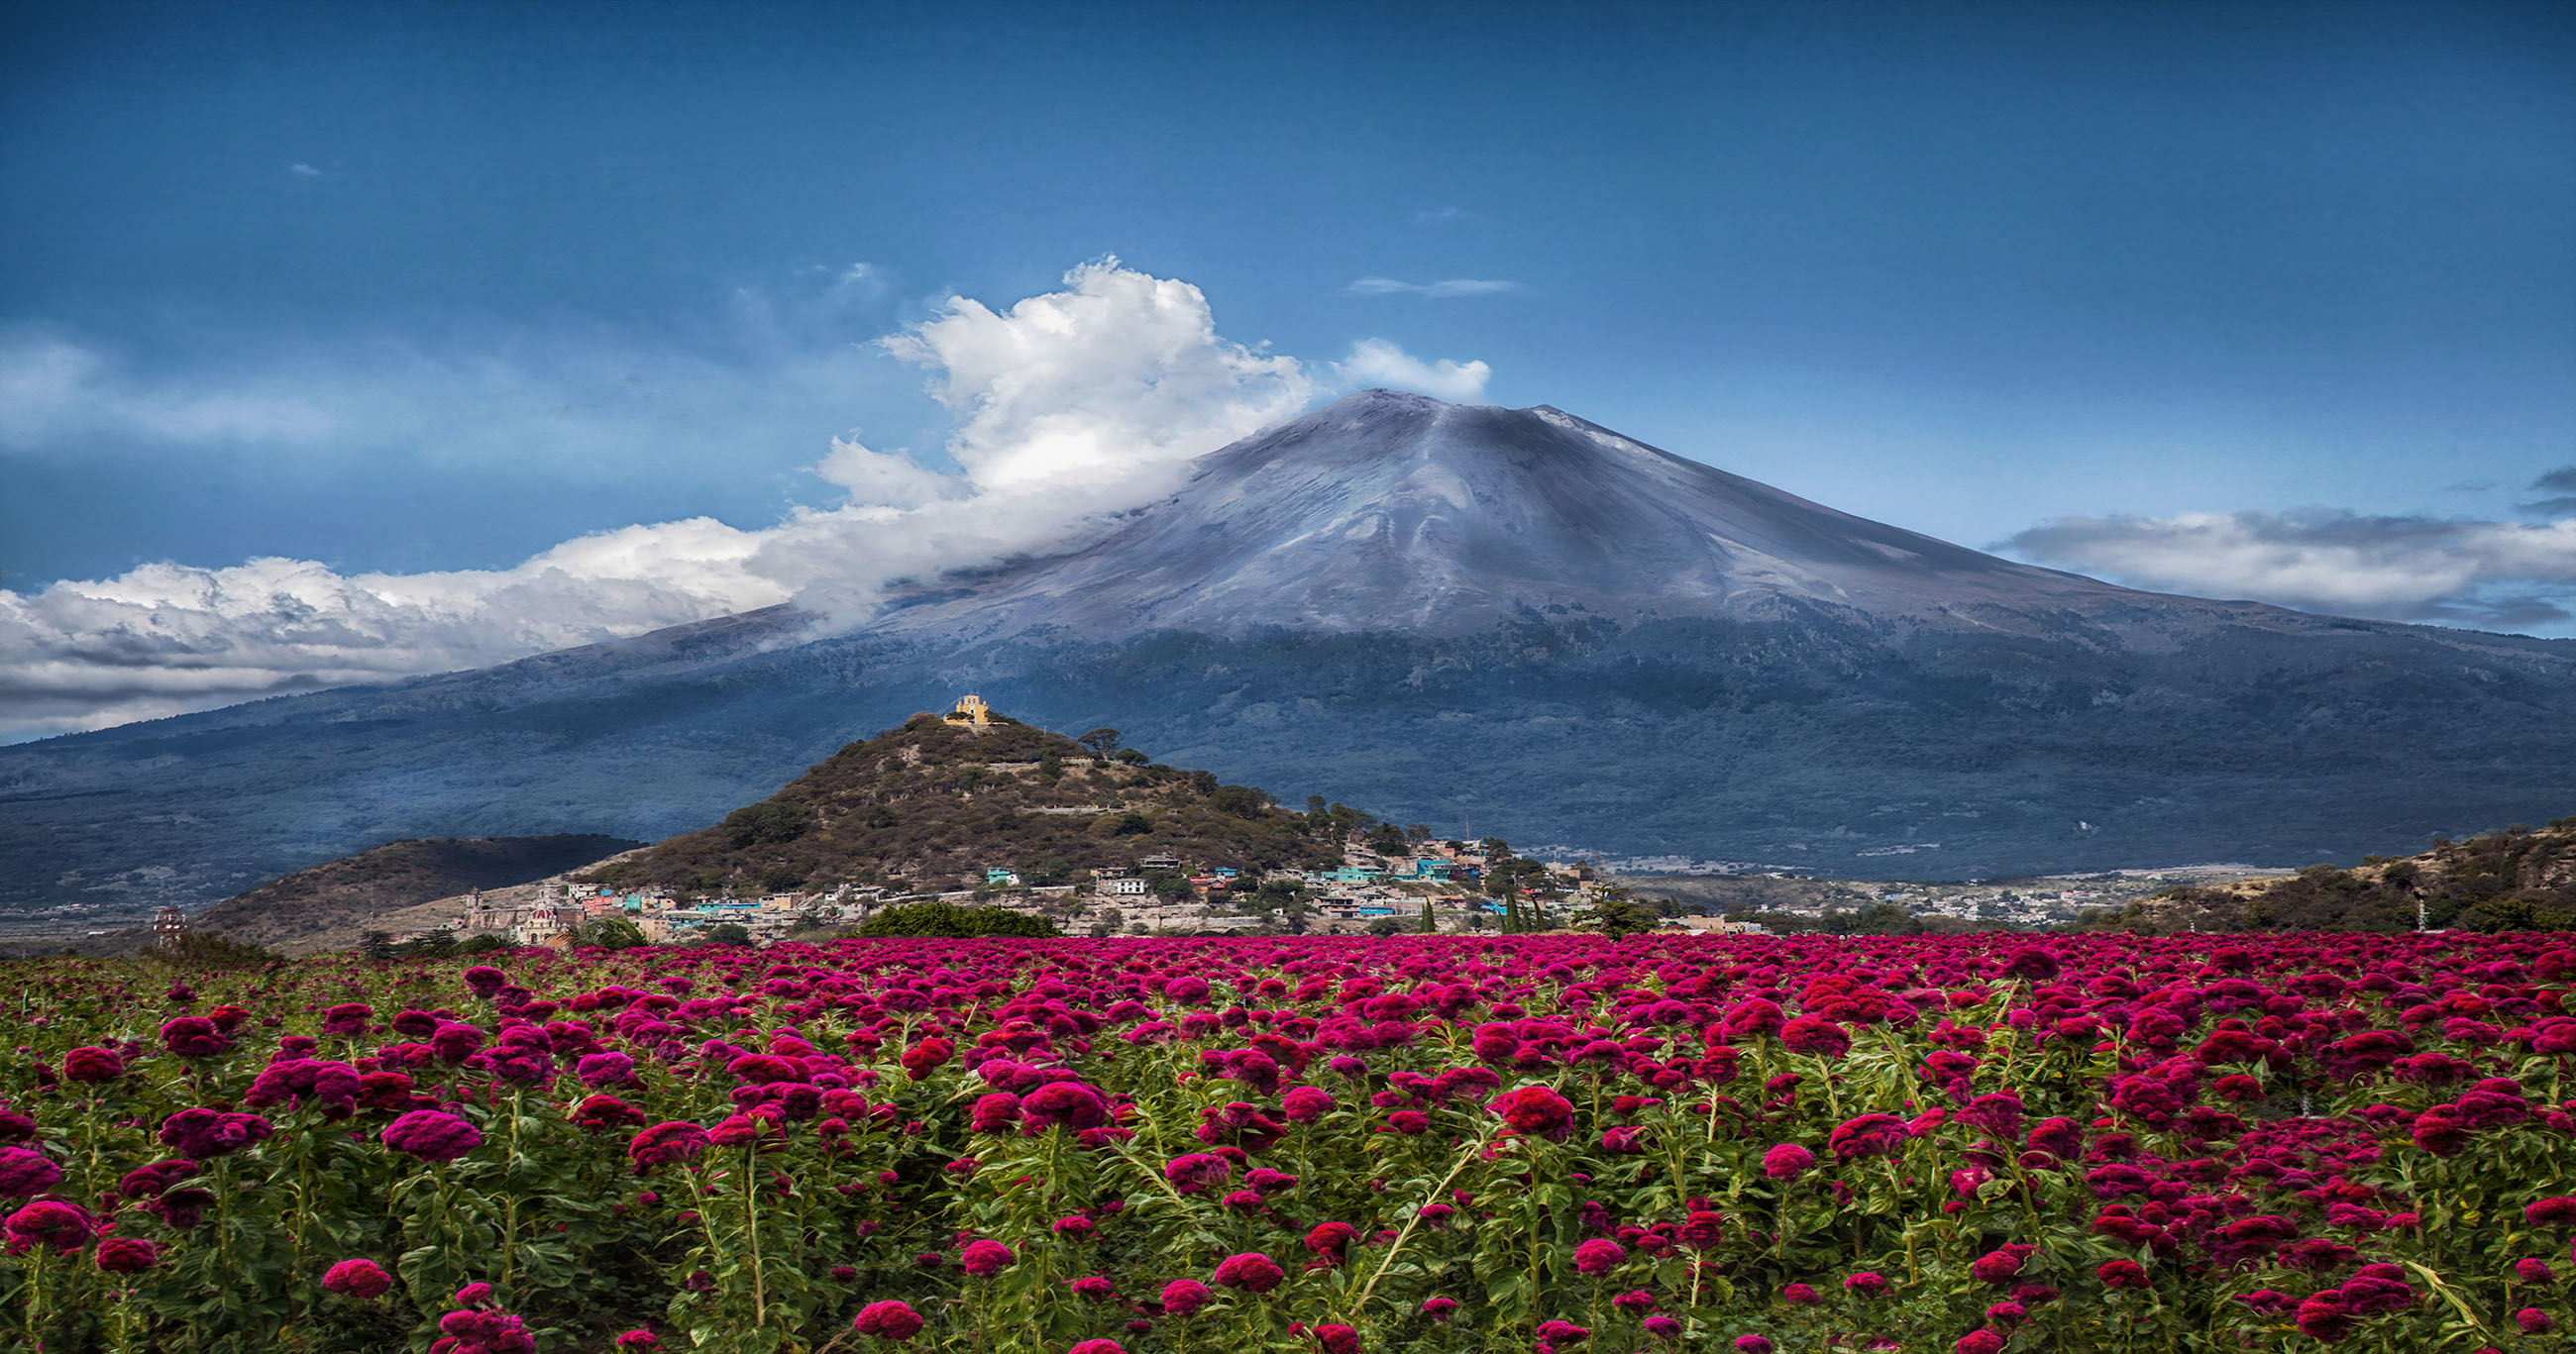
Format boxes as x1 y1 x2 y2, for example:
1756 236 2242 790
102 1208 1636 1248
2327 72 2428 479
2005 508 2576 631
1332 338 1493 402
1342 276 1522 298
287 162 324 177
2 260 1481 741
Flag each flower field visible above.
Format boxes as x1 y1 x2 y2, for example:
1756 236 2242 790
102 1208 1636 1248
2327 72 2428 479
3 934 2575 1354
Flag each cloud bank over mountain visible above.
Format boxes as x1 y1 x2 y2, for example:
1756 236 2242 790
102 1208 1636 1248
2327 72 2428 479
2005 497 2576 629
0 261 1486 741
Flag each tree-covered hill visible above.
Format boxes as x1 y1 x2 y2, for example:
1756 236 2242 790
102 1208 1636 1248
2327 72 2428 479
2096 816 2576 932
589 711 1354 895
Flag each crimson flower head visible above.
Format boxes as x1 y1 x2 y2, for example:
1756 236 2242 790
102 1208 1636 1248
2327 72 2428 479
1735 1339 1774 1354
1160 1279 1212 1315
1827 1114 1907 1161
628 1122 712 1172
94 1237 160 1274
0 1147 61 1198
1972 1244 2036 1285
1283 1087 1335 1122
1845 1273 1889 1299
1164 1153 1232 1195
615 1333 663 1351
158 1107 271 1161
1489 1086 1576 1141
158 1016 232 1059
1067 1342 1127 1354
2098 1260 2151 1290
380 1109 483 1163
1422 1297 1458 1321
4 1201 92 1253
62 1047 123 1084
853 1300 925 1341
2517 1308 2555 1334
1677 1210 1726 1251
1778 1017 1850 1059
1305 1221 1358 1264
1572 1238 1626 1275
1954 1332 2005 1354
1762 1144 1815 1181
322 1258 394 1299
1312 1324 1361 1354
959 1239 1015 1277
2526 1197 2576 1227
1213 1251 1286 1294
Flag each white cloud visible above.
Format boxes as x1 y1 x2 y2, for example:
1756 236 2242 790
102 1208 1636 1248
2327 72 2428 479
2005 508 2576 631
287 162 324 177
1342 276 1522 298
883 258 1313 490
3 260 1488 741
1332 338 1493 402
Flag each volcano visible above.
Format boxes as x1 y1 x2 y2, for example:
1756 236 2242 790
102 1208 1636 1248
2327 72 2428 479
7 390 2575 912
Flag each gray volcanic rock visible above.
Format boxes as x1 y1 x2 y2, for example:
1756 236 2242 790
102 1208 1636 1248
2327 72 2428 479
5 390 2574 913
875 389 2119 639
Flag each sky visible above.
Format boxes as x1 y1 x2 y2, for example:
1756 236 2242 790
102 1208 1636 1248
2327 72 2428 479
2 0 2572 741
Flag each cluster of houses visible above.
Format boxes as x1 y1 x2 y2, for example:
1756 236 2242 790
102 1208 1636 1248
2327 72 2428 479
409 832 1700 948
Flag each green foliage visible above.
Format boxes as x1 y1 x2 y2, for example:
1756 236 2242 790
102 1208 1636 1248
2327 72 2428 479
573 916 649 950
1076 727 1121 757
701 922 756 946
1112 748 1147 766
456 933 511 955
152 930 282 970
2124 823 2576 932
721 799 812 847
1574 892 1664 938
400 929 459 959
356 930 398 961
854 902 1063 938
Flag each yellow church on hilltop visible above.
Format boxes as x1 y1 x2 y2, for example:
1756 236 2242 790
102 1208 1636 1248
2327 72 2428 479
941 693 995 726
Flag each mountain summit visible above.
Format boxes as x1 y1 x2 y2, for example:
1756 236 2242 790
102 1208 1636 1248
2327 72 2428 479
878 389 2110 639
6 392 2574 911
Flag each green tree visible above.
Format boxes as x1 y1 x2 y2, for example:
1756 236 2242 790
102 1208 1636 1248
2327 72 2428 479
574 916 648 950
456 933 511 955
1078 727 1122 758
1114 748 1148 766
721 799 812 847
1418 900 1438 934
357 930 397 962
1036 748 1064 784
1364 917 1405 937
403 930 459 959
1575 893 1664 939
702 922 756 946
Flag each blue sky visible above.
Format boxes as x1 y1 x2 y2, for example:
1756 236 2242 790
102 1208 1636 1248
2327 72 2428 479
3 0 2573 737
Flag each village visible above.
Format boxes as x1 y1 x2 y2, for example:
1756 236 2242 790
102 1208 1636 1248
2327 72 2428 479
408 832 1772 951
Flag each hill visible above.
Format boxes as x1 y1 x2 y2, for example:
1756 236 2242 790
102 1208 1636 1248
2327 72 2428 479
589 709 1351 894
2098 816 2576 932
184 834 641 952
7 389 2576 914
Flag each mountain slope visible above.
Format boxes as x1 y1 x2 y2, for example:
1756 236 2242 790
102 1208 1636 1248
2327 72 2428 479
187 835 640 952
595 709 1347 894
5 390 2574 911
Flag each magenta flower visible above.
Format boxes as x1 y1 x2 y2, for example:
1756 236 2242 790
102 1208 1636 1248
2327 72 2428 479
1762 1143 1815 1180
1161 1279 1213 1315
959 1239 1015 1276
1572 1238 1626 1275
853 1300 925 1341
0 1147 61 1198
1489 1085 1576 1140
94 1237 159 1274
628 1121 712 1172
322 1258 395 1300
380 1109 483 1162
1213 1251 1285 1294
4 1200 92 1252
